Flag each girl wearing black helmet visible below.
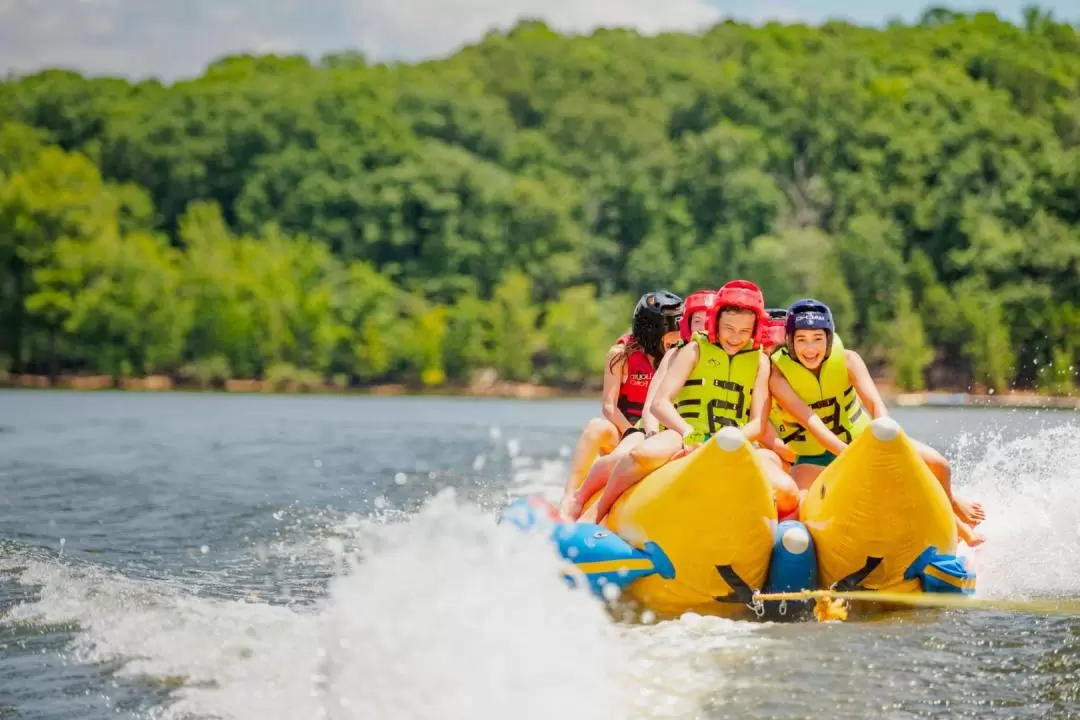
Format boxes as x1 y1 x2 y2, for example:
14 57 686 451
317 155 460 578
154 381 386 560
768 298 986 545
558 291 685 518
563 290 717 520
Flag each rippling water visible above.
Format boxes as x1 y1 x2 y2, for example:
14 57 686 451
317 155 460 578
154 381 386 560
1 389 1078 719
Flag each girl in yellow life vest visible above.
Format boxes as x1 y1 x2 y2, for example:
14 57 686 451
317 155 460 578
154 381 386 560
581 281 799 523
563 290 715 520
768 298 986 545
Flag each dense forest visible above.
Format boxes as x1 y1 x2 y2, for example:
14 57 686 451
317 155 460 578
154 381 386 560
1 8 1078 393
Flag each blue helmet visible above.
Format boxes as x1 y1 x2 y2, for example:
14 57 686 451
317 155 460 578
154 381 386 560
785 298 835 360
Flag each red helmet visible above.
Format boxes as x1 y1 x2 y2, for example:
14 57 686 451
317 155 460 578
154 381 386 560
706 280 768 346
762 319 786 348
679 289 718 341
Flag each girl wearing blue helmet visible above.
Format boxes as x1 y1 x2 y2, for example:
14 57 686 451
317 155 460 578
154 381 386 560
768 299 986 546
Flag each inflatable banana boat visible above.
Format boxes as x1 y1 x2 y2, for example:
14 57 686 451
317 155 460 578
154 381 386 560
501 416 976 621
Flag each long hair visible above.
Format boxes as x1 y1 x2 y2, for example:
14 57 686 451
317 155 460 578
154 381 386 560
608 335 641 373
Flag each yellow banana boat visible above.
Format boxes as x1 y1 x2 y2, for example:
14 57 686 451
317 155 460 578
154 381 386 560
502 417 975 621
800 416 973 595
577 427 779 618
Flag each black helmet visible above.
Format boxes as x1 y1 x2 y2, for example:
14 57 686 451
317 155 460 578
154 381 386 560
766 308 788 321
632 290 684 361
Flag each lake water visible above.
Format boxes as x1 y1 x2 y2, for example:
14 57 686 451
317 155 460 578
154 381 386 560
1 390 1079 719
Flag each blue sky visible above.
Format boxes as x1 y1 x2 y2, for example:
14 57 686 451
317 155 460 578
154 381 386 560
0 0 1076 81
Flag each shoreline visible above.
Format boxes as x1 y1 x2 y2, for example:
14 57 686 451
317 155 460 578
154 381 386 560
1 373 1078 410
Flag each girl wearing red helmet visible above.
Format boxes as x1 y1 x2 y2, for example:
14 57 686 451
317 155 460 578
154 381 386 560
557 291 684 517
759 308 798 471
581 281 799 524
561 290 715 520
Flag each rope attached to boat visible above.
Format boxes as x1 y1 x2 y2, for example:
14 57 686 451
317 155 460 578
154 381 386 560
750 589 1080 622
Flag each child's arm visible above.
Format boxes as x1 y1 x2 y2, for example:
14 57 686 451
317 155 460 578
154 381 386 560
640 348 676 435
649 343 700 442
600 346 633 434
760 401 797 463
740 353 772 442
769 365 849 456
845 349 888 419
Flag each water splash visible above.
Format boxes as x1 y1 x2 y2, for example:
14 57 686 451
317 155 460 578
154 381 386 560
1 491 632 720
4 420 1079 720
955 423 1080 599
315 490 626 720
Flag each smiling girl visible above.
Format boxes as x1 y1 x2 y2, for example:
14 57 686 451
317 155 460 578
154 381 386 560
580 281 799 524
768 298 986 545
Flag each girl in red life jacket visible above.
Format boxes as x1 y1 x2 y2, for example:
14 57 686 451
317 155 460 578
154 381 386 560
557 291 685 519
560 290 716 520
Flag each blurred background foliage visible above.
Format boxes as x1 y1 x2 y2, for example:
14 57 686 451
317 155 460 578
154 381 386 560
1 8 1078 392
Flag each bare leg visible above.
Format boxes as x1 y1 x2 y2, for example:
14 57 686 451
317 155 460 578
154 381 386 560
756 448 800 515
581 430 682 523
790 463 825 492
911 439 985 526
559 418 621 511
564 454 619 520
564 432 646 519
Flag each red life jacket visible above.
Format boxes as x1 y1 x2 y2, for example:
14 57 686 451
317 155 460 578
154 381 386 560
615 334 654 422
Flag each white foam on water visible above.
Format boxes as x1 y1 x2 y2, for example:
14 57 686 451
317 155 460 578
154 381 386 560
3 554 323 720
315 490 627 720
619 613 774 718
9 422 1077 720
5 490 696 720
506 456 569 504
953 423 1080 599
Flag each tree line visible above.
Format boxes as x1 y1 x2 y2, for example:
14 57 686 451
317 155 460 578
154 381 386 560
1 8 1078 392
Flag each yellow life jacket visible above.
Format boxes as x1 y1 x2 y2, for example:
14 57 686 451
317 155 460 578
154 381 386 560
770 334 870 456
674 333 762 445
768 400 791 437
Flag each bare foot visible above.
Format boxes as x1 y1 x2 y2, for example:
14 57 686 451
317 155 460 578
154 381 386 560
953 495 986 526
578 506 599 524
562 495 586 522
957 521 985 547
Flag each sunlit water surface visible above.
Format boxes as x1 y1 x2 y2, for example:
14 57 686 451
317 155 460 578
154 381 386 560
1 391 1078 719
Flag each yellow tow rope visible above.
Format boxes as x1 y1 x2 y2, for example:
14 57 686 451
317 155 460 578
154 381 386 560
751 589 1080 622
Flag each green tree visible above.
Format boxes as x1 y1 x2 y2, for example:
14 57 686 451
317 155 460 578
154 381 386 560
1 13 1079 391
400 305 449 387
954 278 1016 391
26 230 190 377
540 285 608 385
883 288 935 391
0 135 122 372
490 271 539 382
740 227 856 339
442 295 492 382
